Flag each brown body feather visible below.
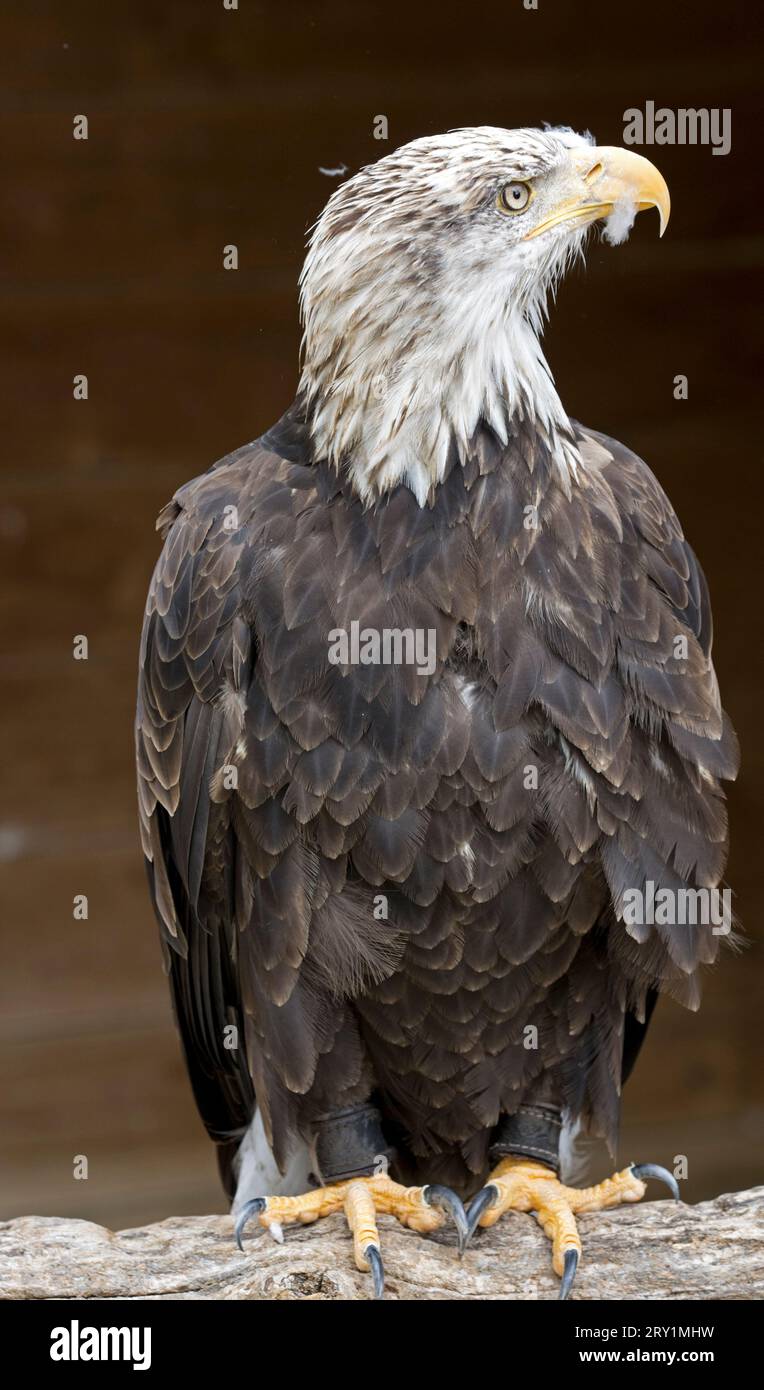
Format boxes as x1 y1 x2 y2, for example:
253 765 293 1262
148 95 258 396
136 404 737 1191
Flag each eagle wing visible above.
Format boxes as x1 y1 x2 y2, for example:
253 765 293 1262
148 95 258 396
581 423 739 963
136 453 258 1183
557 424 739 1081
136 437 389 1185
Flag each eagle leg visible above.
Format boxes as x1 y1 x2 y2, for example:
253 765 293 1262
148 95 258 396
235 1175 468 1300
464 1157 679 1299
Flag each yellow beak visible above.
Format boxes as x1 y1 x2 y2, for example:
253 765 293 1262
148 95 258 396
524 146 671 241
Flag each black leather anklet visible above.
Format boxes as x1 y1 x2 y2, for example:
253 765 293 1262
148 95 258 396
488 1103 562 1173
314 1103 396 1183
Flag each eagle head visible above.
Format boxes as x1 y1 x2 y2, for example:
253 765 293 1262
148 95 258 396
299 127 670 505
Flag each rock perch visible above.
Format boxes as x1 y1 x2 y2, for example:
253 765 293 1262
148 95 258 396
1 1187 762 1300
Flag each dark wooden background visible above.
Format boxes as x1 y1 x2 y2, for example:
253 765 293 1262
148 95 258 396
1 0 761 1229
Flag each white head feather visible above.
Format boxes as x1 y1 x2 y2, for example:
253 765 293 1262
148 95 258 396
299 126 597 506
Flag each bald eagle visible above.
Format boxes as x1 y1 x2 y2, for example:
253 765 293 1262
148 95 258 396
136 127 738 1299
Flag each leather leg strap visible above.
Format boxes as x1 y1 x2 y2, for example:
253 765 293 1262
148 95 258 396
489 1104 562 1173
314 1103 396 1184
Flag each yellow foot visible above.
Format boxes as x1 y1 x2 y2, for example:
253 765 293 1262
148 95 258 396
235 1175 468 1299
466 1158 680 1300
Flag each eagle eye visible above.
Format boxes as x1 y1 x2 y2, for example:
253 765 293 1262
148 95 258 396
498 181 532 214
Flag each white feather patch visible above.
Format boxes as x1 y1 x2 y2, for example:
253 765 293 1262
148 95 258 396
603 196 638 247
232 1109 313 1211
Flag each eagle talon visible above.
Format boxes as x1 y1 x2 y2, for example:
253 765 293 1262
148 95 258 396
559 1248 579 1301
464 1183 500 1243
365 1244 385 1299
232 1174 458 1299
463 1157 675 1297
234 1197 267 1252
630 1163 681 1201
422 1184 470 1255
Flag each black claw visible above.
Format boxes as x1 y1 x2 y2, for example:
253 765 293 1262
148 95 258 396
423 1184 470 1256
234 1197 267 1252
464 1183 499 1245
365 1244 385 1300
559 1248 578 1301
631 1163 681 1201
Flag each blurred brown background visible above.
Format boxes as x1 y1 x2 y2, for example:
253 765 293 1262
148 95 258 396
1 0 761 1229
